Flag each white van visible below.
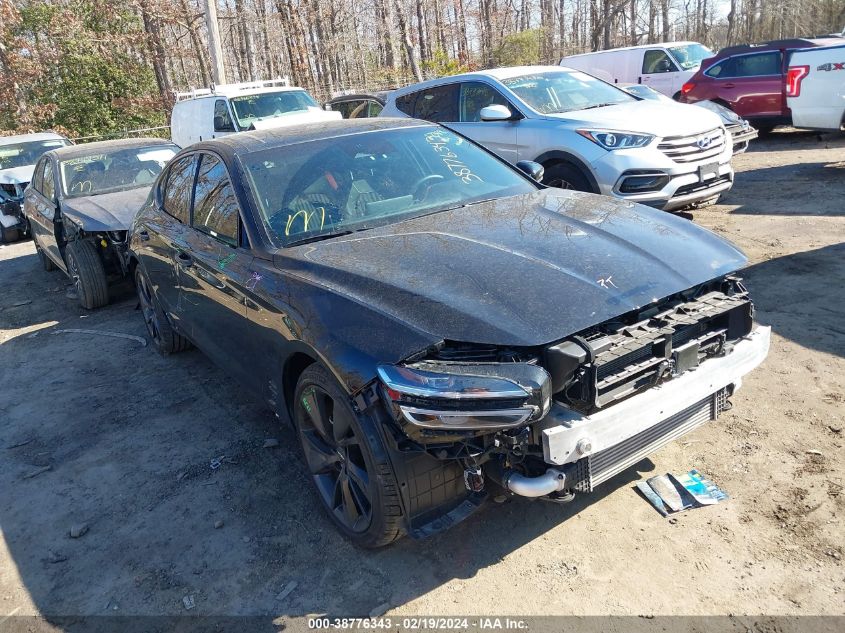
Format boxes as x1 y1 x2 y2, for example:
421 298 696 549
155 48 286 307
560 42 714 98
170 79 341 148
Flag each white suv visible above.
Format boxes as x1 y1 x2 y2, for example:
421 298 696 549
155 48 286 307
380 66 734 211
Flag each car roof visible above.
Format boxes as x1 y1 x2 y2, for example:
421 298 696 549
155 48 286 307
389 66 572 97
0 132 68 146
191 118 434 158
49 138 175 161
562 41 703 57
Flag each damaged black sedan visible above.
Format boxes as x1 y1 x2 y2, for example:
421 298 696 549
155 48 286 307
24 138 178 309
128 119 769 547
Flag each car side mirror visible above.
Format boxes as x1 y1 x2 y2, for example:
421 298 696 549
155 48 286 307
480 104 513 122
214 115 234 132
516 160 544 182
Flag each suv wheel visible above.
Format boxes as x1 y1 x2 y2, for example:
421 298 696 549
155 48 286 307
293 364 404 548
542 162 594 192
135 266 191 355
65 240 109 309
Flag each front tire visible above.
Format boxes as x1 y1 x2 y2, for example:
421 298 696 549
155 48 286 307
65 240 109 309
542 162 595 192
294 364 404 548
134 266 191 355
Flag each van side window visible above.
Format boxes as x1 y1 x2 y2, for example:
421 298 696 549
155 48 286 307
460 82 510 122
643 50 677 74
192 154 239 247
413 84 459 122
161 156 195 224
214 99 236 132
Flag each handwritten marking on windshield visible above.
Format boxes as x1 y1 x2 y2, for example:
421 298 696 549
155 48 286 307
597 275 618 289
424 131 483 184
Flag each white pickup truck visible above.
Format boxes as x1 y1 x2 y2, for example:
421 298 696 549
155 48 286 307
786 44 845 131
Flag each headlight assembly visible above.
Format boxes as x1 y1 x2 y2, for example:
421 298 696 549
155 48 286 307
377 362 551 430
577 129 655 150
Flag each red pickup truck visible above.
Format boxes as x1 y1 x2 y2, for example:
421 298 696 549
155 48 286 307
678 37 842 132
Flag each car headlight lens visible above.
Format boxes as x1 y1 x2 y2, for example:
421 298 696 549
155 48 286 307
377 362 551 430
578 130 655 150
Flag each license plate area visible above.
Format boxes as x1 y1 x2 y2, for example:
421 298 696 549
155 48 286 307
698 162 719 182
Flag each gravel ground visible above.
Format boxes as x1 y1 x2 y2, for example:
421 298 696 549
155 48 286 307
0 129 843 626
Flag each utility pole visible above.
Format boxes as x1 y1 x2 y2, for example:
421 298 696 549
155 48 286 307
203 0 226 85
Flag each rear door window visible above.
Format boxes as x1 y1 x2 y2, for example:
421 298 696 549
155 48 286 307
412 84 459 122
42 161 55 201
731 52 782 77
161 155 196 224
395 92 417 116
192 154 239 247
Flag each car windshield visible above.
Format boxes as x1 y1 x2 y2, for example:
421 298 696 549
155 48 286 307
230 90 321 130
243 126 537 247
60 144 178 198
0 139 70 170
668 44 714 70
502 71 635 114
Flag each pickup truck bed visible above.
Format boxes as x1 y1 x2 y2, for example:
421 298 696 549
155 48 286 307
787 44 845 131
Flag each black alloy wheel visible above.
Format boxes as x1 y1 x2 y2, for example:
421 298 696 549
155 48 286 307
293 364 404 547
134 266 191 355
542 162 594 192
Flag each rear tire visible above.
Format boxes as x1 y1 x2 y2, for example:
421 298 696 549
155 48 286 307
542 162 595 192
134 266 191 355
34 238 57 271
65 239 109 310
293 364 404 548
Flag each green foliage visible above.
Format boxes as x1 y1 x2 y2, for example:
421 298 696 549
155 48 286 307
422 50 471 78
492 29 543 67
1 1 165 139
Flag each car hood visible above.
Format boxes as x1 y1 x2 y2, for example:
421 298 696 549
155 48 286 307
545 100 724 136
251 108 342 131
276 189 747 348
61 187 151 232
0 165 35 186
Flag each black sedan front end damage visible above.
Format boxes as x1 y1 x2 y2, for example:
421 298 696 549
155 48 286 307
0 182 29 241
362 275 769 536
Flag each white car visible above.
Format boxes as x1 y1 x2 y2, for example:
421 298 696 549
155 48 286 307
0 132 72 242
170 78 341 148
787 44 845 131
379 66 734 211
560 41 714 98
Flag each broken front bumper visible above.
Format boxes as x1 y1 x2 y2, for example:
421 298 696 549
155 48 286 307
537 325 770 490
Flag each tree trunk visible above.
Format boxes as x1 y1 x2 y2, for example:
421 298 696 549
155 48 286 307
394 0 423 81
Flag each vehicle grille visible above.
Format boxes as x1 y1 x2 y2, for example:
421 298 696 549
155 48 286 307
585 388 730 490
658 128 725 163
551 279 753 414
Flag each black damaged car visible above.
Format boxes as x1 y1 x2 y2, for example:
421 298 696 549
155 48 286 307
128 119 769 547
24 138 178 309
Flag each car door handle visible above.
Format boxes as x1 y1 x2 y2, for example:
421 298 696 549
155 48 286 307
724 83 735 88
138 230 150 241
176 251 193 267
195 266 227 290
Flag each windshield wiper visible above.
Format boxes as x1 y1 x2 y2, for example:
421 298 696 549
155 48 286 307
577 102 621 111
285 230 352 248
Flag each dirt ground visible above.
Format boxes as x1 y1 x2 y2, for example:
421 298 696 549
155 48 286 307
0 129 843 626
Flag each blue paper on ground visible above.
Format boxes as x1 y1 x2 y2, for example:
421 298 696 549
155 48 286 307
636 469 728 516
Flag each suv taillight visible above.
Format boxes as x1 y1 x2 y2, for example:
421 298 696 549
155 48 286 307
681 82 695 95
786 65 809 97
